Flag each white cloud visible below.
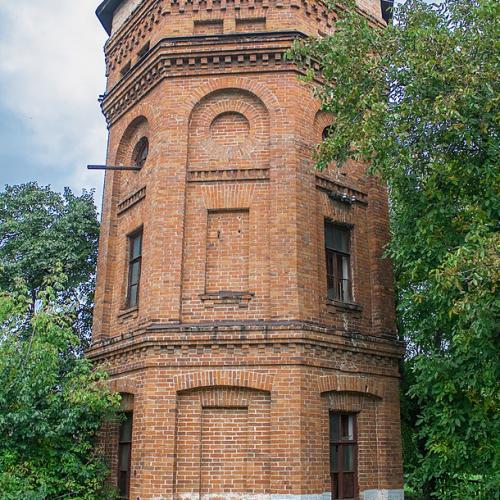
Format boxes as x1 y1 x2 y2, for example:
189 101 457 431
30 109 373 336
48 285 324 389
0 0 109 206
0 0 442 210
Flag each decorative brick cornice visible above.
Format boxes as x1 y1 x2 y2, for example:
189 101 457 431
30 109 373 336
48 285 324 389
88 319 404 363
101 32 305 126
103 0 385 69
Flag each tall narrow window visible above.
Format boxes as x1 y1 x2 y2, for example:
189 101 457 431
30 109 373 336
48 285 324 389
127 229 142 308
330 412 358 499
118 412 133 499
325 222 352 302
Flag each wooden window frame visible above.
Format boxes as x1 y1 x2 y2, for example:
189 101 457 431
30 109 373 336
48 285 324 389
118 411 133 500
329 412 358 500
325 221 353 303
126 228 143 308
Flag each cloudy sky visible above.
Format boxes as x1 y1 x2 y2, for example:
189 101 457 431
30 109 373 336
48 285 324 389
0 0 428 209
0 0 108 206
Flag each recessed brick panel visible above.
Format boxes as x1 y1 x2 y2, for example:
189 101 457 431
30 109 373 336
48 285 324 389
175 387 271 498
206 210 250 293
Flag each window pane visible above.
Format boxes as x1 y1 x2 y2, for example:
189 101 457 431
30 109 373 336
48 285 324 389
325 223 335 249
341 256 351 301
139 142 148 164
133 138 149 168
119 443 131 471
129 284 138 307
330 413 340 441
120 414 133 441
330 445 339 472
118 470 128 497
326 252 334 275
343 472 355 498
131 235 142 259
333 227 350 253
341 255 350 281
343 445 354 472
341 414 354 441
331 473 339 499
130 261 141 286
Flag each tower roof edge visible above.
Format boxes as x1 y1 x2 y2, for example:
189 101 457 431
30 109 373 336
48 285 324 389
96 0 123 35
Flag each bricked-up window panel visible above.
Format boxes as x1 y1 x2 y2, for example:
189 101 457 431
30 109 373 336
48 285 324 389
206 210 249 294
194 19 224 35
235 17 267 32
118 412 133 500
126 229 143 307
330 412 358 499
201 408 248 494
325 222 352 302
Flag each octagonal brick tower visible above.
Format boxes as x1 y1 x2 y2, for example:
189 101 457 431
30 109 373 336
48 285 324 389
89 1 403 499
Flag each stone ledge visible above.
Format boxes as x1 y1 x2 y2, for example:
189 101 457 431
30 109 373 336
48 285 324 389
117 305 139 320
326 299 362 312
362 489 405 500
200 291 255 308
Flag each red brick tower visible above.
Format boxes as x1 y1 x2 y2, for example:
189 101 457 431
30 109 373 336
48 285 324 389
90 1 404 499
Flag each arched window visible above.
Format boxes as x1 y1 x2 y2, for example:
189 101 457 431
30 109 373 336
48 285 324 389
322 125 333 141
132 137 149 168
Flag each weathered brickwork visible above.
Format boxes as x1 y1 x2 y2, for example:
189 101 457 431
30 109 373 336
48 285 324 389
90 0 403 498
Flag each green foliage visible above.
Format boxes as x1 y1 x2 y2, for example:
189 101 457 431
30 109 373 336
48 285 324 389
0 281 121 499
0 183 100 348
289 0 500 497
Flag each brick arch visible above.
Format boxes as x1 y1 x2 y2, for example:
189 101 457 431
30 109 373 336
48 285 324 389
201 183 256 210
313 109 334 143
319 373 384 399
174 370 273 393
113 115 151 199
114 115 150 166
188 87 270 169
108 377 139 395
193 96 267 133
185 77 281 120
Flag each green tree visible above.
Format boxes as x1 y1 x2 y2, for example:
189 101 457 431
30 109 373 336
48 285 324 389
0 183 100 348
0 281 121 499
289 0 499 497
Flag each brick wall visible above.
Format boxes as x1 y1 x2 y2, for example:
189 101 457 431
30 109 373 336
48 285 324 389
90 1 403 499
